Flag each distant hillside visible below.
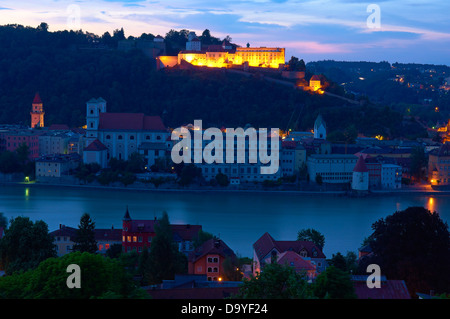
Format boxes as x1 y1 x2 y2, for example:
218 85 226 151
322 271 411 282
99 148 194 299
0 24 427 140
307 60 450 127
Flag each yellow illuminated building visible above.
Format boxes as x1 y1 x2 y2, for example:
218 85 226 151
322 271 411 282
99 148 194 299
177 46 285 69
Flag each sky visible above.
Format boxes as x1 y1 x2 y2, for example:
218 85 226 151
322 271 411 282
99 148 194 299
0 0 449 65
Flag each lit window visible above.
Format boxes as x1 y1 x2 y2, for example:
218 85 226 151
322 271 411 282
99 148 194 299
99 244 103 251
127 236 131 242
105 244 110 250
133 236 137 242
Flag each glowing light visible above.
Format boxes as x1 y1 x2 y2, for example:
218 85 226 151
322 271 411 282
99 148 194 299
218 277 223 282
25 188 29 197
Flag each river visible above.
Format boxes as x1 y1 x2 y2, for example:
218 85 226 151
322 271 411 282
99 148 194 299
0 184 448 259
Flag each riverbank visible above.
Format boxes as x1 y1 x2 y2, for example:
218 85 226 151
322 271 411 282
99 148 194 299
2 180 450 197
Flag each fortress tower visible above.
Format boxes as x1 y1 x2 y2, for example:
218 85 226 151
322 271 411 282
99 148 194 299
30 92 45 128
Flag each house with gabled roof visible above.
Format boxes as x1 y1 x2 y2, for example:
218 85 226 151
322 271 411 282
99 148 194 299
187 238 237 282
253 232 327 278
122 208 202 256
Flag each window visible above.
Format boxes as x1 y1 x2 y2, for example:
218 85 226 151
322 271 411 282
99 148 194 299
127 236 131 242
118 135 123 140
133 236 137 242
213 267 218 273
207 257 213 263
105 244 110 250
213 257 218 263
130 135 135 140
106 135 111 140
138 236 143 242
99 244 103 251
208 267 212 272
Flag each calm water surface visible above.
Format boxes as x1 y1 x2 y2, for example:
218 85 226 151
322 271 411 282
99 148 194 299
0 184 448 258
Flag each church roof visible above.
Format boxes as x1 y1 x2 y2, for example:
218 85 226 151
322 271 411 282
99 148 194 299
84 139 108 152
33 92 42 104
98 113 166 131
354 155 369 172
314 114 326 130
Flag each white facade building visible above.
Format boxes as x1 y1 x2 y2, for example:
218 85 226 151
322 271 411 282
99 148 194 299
84 98 169 167
307 154 358 184
381 164 402 189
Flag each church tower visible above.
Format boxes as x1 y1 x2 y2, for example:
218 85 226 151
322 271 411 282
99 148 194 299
86 97 107 146
314 114 327 140
30 92 45 128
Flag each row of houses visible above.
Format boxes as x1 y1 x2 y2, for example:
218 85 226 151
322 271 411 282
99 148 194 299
5 94 447 189
43 209 411 299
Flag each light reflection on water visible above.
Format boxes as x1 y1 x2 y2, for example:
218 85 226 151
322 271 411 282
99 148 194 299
0 185 448 258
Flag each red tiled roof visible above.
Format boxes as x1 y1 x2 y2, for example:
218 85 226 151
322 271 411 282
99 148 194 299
277 251 315 271
353 155 369 172
353 280 410 299
98 113 166 131
84 139 108 151
253 232 326 261
188 238 236 263
171 224 202 241
94 228 122 241
49 225 78 237
33 92 42 104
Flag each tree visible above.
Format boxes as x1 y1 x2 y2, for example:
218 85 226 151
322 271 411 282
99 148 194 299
215 172 229 187
147 212 187 284
315 173 323 185
312 266 357 299
72 213 97 254
287 56 306 72
361 206 450 296
0 252 149 299
105 243 123 259
126 152 145 173
192 230 217 248
329 252 347 272
179 163 202 186
297 228 325 250
0 212 7 230
233 262 312 299
222 256 243 282
120 172 137 187
410 146 427 181
0 217 56 274
0 151 20 173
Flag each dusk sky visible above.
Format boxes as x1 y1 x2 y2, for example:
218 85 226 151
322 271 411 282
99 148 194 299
1 0 449 65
